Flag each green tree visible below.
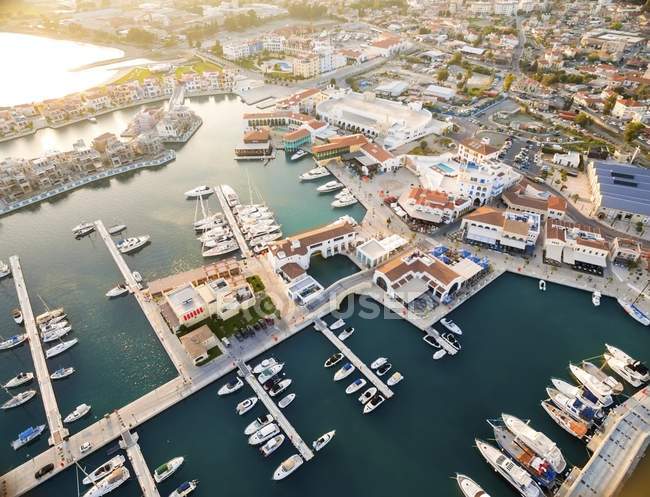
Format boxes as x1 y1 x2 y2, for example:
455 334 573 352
449 52 462 66
436 68 449 82
624 121 645 142
609 21 623 30
211 40 223 56
574 112 592 128
503 73 515 91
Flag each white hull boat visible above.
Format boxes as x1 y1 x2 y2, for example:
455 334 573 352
331 194 358 208
107 224 127 235
202 240 239 257
154 456 184 483
36 308 66 325
387 372 403 386
169 480 198 497
258 363 284 385
72 222 95 237
39 320 69 333
581 361 623 393
551 377 603 411
269 379 292 397
244 414 274 436
11 424 46 450
42 326 72 343
185 185 212 198
248 423 280 445
363 394 385 414
278 393 295 408
440 318 462 335
12 309 23 325
2 389 37 410
592 291 601 307
3 372 33 389
538 280 546 292
324 352 344 368
345 378 366 394
317 180 344 193
290 149 308 160
617 298 650 326
329 319 345 330
83 455 126 485
82 467 130 497
433 349 447 360
312 430 335 451
370 357 387 369
299 167 330 181
456 473 491 497
221 184 239 207
605 353 645 387
376 362 392 376
64 403 91 423
116 236 150 254
260 434 284 457
358 387 377 405
45 339 78 359
546 387 598 424
334 362 355 381
0 334 27 350
50 367 75 380
253 358 278 374
605 344 649 383
475 439 542 497
337 326 354 341
106 284 128 298
569 364 614 406
217 378 243 396
272 454 303 480
236 397 258 415
0 260 11 279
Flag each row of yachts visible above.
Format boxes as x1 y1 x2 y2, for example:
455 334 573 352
217 356 335 480
459 343 648 497
72 221 151 255
299 166 359 208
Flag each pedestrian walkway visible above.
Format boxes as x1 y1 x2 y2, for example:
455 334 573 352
120 431 160 497
214 185 252 258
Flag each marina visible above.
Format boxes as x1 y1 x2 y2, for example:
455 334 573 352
214 185 252 258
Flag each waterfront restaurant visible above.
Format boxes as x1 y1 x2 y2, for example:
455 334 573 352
543 219 609 275
282 128 311 152
235 128 273 158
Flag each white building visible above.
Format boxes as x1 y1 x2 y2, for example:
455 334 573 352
399 186 472 225
456 159 520 207
553 152 581 169
544 219 609 275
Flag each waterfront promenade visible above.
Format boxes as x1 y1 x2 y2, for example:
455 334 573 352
8 256 70 449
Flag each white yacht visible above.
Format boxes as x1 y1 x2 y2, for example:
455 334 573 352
317 180 344 193
36 308 66 325
546 387 597 424
40 320 69 333
441 318 462 335
202 240 239 258
581 361 624 393
248 423 280 445
617 298 650 326
387 371 404 386
290 149 308 161
50 367 75 380
604 353 646 387
358 387 377 405
333 362 355 381
169 480 198 497
45 338 78 359
116 236 150 254
258 363 284 384
184 185 213 198
64 403 91 423
370 357 388 369
278 393 296 409
551 377 603 411
501 413 566 473
107 224 127 235
345 378 366 394
0 334 27 350
605 344 649 383
236 397 258 415
592 291 601 307
42 325 72 343
337 326 354 341
0 260 10 279
272 454 303 481
253 357 278 374
569 364 614 406
269 379 292 397
260 434 285 457
11 309 23 325
193 214 224 231
329 319 345 330
221 184 239 207
11 425 46 450
82 467 130 497
299 166 330 181
363 394 385 414
72 222 95 237
217 378 243 396
244 414 274 436
475 439 542 497
82 455 126 485
312 430 335 451
331 193 358 208
3 371 33 389
106 284 128 298
2 389 37 410
376 362 392 377
153 456 184 483
456 474 491 497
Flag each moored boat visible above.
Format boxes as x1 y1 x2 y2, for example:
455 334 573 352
316 180 344 193
0 334 27 350
376 362 392 377
258 363 284 385
440 318 462 335
221 184 239 207
82 455 126 485
272 454 303 480
202 240 239 258
45 338 78 359
324 352 344 368
244 414 274 436
260 434 285 457
370 357 387 369
153 456 184 484
269 379 292 397
107 224 127 235
184 185 212 198
116 236 150 254
11 425 46 450
312 430 335 451
2 389 37 410
248 423 280 445
345 378 366 394
475 439 542 497
617 298 650 326
568 364 614 406
329 319 345 330
546 387 598 423
3 371 33 389
337 326 354 341
106 284 128 298
50 367 75 380
0 260 11 279
582 361 624 393
11 309 23 325
387 372 403 386
592 291 601 307
278 393 296 409
363 394 385 414
217 377 243 396
358 387 377 405
82 467 130 497
35 308 66 325
64 403 91 423
236 397 258 415
456 474 491 497
331 193 358 208
604 353 646 387
299 166 330 181
72 222 95 238
541 401 589 439
551 377 604 411
252 357 277 374
333 362 355 381
41 326 72 343
169 479 198 497
290 149 308 161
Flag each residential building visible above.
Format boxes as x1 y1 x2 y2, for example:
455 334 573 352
293 56 319 79
275 88 326 114
164 284 209 329
368 37 407 57
398 186 472 225
502 179 567 219
611 98 647 122
553 152 581 169
179 325 219 365
610 237 642 265
311 134 400 172
543 219 609 275
456 159 520 207
457 138 499 164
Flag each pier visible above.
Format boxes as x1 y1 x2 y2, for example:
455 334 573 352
8 256 69 448
314 319 394 399
214 185 252 258
120 431 160 497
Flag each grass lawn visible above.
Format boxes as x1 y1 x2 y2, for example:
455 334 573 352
206 295 278 339
114 67 157 85
246 275 265 293
196 345 222 366
192 61 222 73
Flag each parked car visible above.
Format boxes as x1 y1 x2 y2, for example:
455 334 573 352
35 464 54 479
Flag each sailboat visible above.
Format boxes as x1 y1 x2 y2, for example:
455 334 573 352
1 387 37 409
618 282 650 326
46 337 79 359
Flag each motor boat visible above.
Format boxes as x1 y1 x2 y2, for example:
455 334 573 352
363 394 385 414
253 357 277 374
222 184 239 207
324 352 344 368
441 332 461 352
106 284 128 298
80 442 92 454
376 362 392 377
358 387 377 405
278 393 296 409
312 430 335 451
440 318 462 335
153 456 184 483
299 166 330 181
387 372 403 386
345 378 366 394
337 326 354 341
197 226 231 242
538 279 546 292
541 401 589 439
72 222 95 238
82 455 126 485
260 434 285 457
605 344 649 383
11 309 23 325
258 363 284 385
3 371 33 389
269 379 292 397
218 378 243 396
617 298 650 326
475 439 543 497
184 185 213 198
11 425 46 450
248 423 280 445
0 334 27 350
433 349 447 360
0 260 10 279
316 180 344 193
82 467 130 497
331 193 358 208
551 378 604 411
64 403 91 423
273 454 304 480
2 390 37 410
132 271 143 284
107 224 127 235
36 308 66 325
334 188 351 200
546 387 597 424
456 474 492 497
592 291 601 307
501 413 566 473
116 236 150 254
40 320 69 333
581 361 624 394
236 397 258 415
42 326 72 343
290 149 308 161
45 339 78 359
604 353 646 387
169 480 199 497
334 362 355 381
202 240 239 258
569 364 614 407
370 357 388 369
249 232 283 246
51 367 75 380
244 414 274 436
234 204 264 216
329 319 345 330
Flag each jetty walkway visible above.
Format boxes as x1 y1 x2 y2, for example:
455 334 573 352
214 185 252 258
120 431 160 497
8 256 69 448
314 319 393 399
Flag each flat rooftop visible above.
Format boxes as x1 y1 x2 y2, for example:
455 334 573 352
591 161 650 216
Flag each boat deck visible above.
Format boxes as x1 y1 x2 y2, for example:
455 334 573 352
8 256 69 448
314 319 394 399
120 431 161 497
214 185 252 258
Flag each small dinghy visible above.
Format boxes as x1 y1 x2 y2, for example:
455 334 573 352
278 393 296 409
329 319 345 330
387 372 403 386
236 397 258 415
324 352 344 368
433 349 447 360
334 362 355 381
12 309 23 325
376 362 392 377
337 326 354 341
345 378 366 394
108 224 127 235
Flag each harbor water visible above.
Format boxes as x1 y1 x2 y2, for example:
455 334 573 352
0 95 648 497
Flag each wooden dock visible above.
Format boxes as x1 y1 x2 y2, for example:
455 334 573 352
8 256 70 448
214 185 252 258
314 319 394 399
120 431 160 497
